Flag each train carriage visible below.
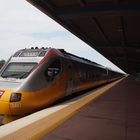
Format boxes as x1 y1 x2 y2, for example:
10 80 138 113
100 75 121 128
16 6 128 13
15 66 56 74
0 48 124 123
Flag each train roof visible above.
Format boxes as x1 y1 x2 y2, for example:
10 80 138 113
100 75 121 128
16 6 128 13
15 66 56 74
12 47 106 69
58 49 105 68
13 47 48 58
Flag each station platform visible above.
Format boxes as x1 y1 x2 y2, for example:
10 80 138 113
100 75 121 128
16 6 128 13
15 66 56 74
42 76 140 140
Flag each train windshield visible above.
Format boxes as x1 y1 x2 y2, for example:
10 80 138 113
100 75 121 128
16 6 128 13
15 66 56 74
1 63 37 79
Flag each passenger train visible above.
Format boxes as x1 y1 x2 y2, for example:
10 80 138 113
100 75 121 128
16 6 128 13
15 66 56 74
0 48 123 123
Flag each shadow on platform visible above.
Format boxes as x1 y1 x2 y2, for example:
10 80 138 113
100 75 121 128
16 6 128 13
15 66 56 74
42 76 140 140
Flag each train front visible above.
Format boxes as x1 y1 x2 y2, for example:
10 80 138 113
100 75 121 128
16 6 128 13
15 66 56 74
0 48 46 118
0 77 23 115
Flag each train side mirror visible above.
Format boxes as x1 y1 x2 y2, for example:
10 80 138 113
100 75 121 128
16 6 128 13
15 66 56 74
46 68 54 81
45 59 61 82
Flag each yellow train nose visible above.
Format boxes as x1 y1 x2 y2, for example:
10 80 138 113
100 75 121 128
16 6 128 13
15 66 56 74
0 90 5 99
0 89 11 102
0 100 11 115
0 90 11 115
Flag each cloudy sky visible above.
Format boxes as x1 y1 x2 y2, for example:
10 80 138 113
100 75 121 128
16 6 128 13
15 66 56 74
0 0 124 73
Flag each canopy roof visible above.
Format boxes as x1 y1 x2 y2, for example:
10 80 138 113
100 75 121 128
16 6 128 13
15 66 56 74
27 0 140 74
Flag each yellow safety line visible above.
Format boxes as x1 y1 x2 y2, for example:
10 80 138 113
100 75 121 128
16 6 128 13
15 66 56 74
34 78 125 140
0 77 125 140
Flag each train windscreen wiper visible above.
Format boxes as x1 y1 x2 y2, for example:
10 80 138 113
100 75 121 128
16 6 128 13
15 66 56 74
18 72 29 79
2 73 21 78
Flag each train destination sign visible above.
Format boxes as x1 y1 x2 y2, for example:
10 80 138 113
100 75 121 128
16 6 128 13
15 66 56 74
20 51 39 57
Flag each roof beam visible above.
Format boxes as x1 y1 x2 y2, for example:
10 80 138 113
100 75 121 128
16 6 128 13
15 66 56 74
43 0 56 10
65 20 97 47
58 5 140 19
97 45 140 50
111 60 140 70
120 16 127 46
114 0 120 4
27 0 57 16
92 17 112 45
77 0 87 7
109 57 140 62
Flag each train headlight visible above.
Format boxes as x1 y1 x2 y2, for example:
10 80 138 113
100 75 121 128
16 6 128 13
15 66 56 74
10 93 21 102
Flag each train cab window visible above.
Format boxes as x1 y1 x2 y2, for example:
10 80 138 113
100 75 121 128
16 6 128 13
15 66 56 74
1 63 37 79
45 59 61 81
39 51 46 57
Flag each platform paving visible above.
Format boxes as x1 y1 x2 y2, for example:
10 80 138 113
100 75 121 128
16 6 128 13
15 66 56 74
42 77 140 140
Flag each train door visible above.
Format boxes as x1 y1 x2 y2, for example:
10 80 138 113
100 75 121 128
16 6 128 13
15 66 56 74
65 60 74 96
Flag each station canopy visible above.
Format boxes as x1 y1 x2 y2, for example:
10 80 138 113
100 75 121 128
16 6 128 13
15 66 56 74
27 0 140 75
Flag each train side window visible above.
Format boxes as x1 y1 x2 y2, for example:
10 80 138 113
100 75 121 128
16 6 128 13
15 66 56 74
45 59 61 81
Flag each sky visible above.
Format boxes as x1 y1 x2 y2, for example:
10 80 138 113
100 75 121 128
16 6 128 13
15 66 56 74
0 0 124 73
